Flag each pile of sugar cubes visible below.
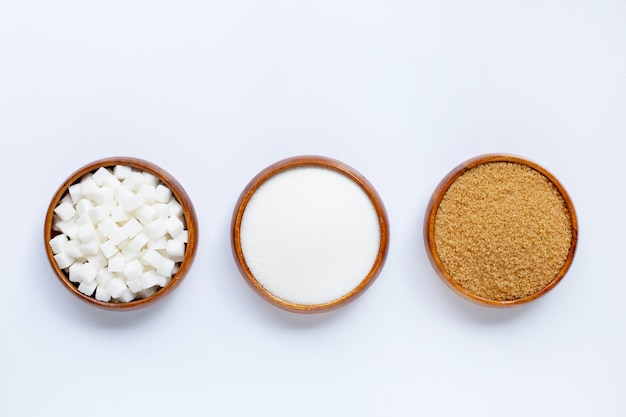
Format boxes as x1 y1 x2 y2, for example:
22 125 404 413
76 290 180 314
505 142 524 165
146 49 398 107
49 165 188 303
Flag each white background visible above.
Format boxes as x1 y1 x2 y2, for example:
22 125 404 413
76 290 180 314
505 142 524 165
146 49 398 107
1 1 625 416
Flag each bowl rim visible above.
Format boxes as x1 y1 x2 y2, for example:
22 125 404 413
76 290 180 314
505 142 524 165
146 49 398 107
423 153 579 307
44 156 198 310
231 155 390 313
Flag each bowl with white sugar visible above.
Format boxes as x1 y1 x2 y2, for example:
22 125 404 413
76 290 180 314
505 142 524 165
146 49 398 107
231 156 389 313
44 157 198 310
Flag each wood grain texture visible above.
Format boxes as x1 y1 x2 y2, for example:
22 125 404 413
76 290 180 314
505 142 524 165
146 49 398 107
423 154 578 307
44 156 198 310
231 155 390 313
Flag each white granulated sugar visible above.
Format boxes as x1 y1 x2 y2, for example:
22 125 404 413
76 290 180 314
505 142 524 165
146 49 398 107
240 166 381 306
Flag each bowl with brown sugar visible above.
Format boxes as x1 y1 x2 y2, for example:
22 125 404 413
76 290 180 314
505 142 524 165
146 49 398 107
424 154 578 307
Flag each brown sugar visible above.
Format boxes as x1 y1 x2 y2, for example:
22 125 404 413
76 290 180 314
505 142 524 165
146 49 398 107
433 162 573 301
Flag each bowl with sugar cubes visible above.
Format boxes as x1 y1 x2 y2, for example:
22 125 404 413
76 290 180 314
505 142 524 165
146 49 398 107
44 157 198 310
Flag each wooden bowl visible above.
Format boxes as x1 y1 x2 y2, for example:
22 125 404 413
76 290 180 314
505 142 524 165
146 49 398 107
231 156 389 313
424 154 578 307
44 157 198 310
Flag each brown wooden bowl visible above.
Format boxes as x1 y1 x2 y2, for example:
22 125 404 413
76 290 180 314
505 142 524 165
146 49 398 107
231 156 390 313
44 157 198 310
424 154 578 307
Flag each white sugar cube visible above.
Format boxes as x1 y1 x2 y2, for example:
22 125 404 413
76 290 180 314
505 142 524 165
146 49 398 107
92 186 114 205
139 270 160 289
53 220 78 239
80 173 93 182
116 288 136 303
108 254 125 272
68 183 83 204
123 171 145 191
88 206 109 223
121 246 141 262
51 220 63 233
54 201 76 221
122 217 143 238
117 237 130 251
121 194 144 213
108 227 128 246
127 232 149 252
165 216 184 238
106 277 127 298
166 239 185 261
155 184 172 203
78 279 98 296
138 184 157 204
61 194 74 204
97 217 117 237
87 253 107 270
68 262 84 283
142 172 159 186
75 212 93 226
68 261 96 284
174 230 188 244
80 240 101 256
81 262 98 283
98 220 116 237
138 286 157 299
78 222 98 243
54 252 75 270
114 165 132 180
168 200 183 218
102 174 122 189
80 177 99 200
100 239 119 259
75 199 94 216
156 258 175 277
95 285 112 302
110 206 129 223
96 269 115 287
114 186 133 204
135 204 157 225
153 203 170 219
157 274 171 288
144 219 166 240
49 234 68 255
61 223 78 239
147 236 167 251
126 278 143 293
95 227 106 243
65 240 83 259
123 259 143 281
141 249 163 269
92 167 114 186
